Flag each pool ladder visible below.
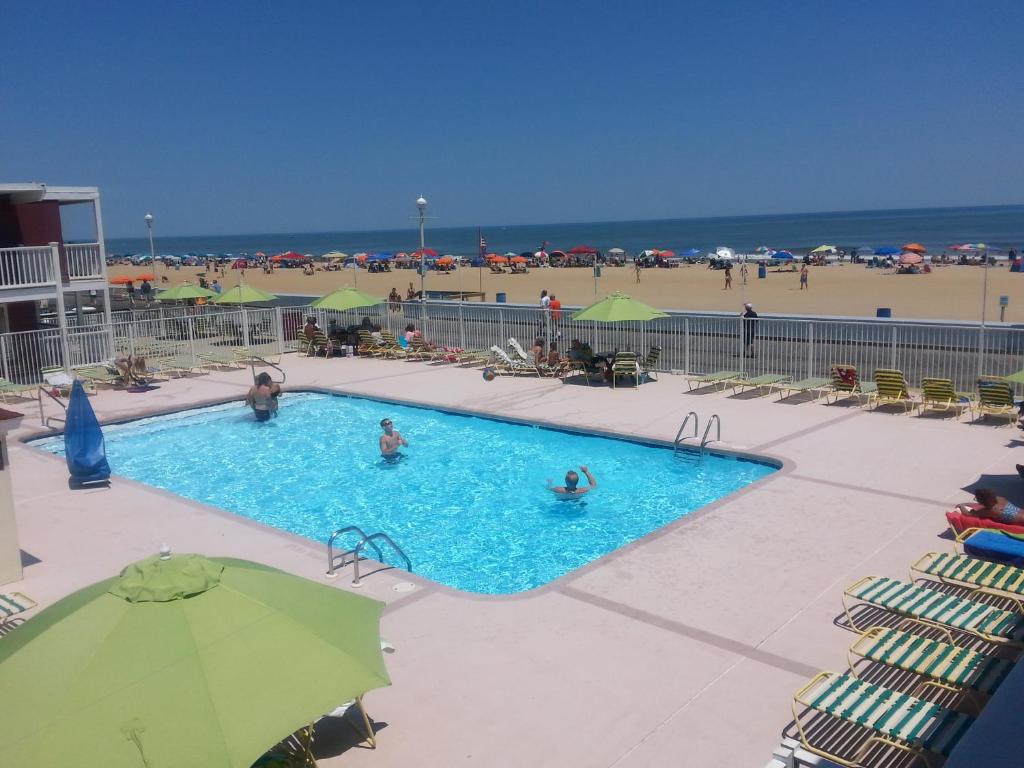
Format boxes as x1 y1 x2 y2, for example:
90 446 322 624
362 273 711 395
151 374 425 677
673 411 722 459
326 525 412 587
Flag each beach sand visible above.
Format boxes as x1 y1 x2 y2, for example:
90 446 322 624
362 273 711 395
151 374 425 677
109 261 1020 322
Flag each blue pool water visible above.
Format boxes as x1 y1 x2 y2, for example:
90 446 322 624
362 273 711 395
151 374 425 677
34 393 776 593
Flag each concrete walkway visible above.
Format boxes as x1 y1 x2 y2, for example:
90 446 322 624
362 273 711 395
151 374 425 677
7 356 1019 767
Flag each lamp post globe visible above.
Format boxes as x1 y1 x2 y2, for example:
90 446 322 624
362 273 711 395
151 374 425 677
143 213 156 262
417 196 427 300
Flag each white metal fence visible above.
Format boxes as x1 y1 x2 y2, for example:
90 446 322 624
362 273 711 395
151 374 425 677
0 307 282 385
0 246 53 288
289 301 1024 392
64 243 104 280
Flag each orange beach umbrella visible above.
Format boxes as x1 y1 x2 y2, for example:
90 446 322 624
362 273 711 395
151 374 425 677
901 243 927 253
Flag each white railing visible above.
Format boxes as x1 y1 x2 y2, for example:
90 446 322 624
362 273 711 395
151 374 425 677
0 306 283 386
290 300 1024 393
0 246 54 288
64 243 104 280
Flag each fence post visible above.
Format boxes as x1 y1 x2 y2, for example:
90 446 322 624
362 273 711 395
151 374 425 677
458 302 466 351
127 322 136 358
738 316 746 377
976 325 986 379
890 325 898 370
49 243 72 373
274 307 285 356
499 308 505 348
186 315 197 366
0 335 8 383
806 321 814 379
684 317 690 374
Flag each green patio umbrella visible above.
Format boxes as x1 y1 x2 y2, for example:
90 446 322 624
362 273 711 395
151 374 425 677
571 291 669 322
212 284 278 304
0 552 389 768
154 282 216 301
311 287 383 312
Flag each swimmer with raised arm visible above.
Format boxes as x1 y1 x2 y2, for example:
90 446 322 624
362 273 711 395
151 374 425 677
379 418 408 457
547 465 597 498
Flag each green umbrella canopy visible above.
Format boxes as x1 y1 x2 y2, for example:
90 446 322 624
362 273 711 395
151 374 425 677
571 291 669 322
310 287 383 312
212 284 278 304
0 553 389 768
154 283 216 301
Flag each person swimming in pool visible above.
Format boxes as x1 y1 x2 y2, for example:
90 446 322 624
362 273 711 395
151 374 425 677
547 465 597 498
379 418 408 457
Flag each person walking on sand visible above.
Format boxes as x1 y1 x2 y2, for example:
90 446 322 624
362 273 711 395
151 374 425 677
723 264 732 290
547 465 597 498
799 264 809 291
634 261 642 283
740 262 748 285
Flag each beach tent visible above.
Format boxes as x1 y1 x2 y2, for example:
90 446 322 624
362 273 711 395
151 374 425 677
0 552 389 768
64 380 110 487
230 258 248 269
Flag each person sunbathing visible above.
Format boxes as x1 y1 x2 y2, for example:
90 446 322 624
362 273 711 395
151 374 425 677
957 487 1024 526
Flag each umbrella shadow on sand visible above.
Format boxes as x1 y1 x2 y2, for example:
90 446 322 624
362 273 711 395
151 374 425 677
310 717 390 759
961 471 1024 507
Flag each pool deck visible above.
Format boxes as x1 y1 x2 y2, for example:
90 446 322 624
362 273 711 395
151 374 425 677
7 357 1021 767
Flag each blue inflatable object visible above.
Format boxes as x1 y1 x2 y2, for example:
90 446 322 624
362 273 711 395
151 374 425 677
65 380 110 485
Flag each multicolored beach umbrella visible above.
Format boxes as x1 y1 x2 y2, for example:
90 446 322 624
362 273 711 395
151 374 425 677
0 552 390 768
572 291 669 323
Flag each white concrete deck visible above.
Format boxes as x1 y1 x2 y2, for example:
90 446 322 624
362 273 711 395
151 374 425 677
7 357 1020 767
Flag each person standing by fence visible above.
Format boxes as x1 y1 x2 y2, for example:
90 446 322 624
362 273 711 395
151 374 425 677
742 302 758 358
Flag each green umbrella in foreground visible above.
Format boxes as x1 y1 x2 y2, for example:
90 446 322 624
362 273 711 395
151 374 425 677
571 291 669 322
212 284 278 304
0 552 389 768
311 287 383 312
154 282 216 301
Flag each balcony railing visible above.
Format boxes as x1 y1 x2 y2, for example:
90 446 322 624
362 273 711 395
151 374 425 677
0 243 104 290
0 247 54 288
65 243 103 280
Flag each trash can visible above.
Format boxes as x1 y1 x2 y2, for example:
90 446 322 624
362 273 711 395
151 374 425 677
757 264 767 279
496 292 507 303
876 307 892 318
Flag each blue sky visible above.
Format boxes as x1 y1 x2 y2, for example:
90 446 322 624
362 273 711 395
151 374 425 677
3 1 1021 237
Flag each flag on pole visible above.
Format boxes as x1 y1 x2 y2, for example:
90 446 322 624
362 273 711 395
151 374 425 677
479 230 486 258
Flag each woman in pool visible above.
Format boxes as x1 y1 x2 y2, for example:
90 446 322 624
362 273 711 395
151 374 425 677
246 372 281 422
957 488 1024 525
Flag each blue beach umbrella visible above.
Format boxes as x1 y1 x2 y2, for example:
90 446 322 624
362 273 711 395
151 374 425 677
367 252 392 261
771 250 794 260
682 248 701 257
65 380 110 486
875 246 900 255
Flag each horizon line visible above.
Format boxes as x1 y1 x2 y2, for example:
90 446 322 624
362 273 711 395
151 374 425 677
107 201 1024 241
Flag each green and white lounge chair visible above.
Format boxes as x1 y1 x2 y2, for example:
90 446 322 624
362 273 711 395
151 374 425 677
74 364 123 390
911 551 1024 601
0 591 36 630
776 376 831 401
0 377 36 403
197 351 242 370
729 373 790 395
792 671 973 768
489 345 539 376
611 353 641 389
849 625 1013 707
843 575 1024 647
685 370 742 391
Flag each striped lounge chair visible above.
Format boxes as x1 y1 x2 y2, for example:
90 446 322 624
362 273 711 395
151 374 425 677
776 376 831 401
843 575 1024 647
793 671 973 768
0 591 37 630
849 626 1013 712
870 368 916 413
685 370 742 391
972 377 1017 425
728 373 791 395
911 551 1024 601
919 377 972 418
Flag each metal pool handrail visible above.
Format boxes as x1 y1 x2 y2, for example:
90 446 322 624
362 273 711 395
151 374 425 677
351 532 412 588
701 414 721 449
325 525 382 577
673 411 698 453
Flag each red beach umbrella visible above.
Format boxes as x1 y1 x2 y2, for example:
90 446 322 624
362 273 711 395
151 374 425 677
411 248 438 258
568 245 598 254
899 252 923 265
658 250 676 258
901 243 927 254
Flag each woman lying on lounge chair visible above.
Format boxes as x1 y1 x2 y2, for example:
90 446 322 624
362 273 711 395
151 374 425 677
957 488 1024 526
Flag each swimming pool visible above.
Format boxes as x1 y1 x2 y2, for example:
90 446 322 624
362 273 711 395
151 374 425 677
33 392 777 593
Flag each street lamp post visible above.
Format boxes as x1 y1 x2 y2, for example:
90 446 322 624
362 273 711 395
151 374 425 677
417 196 427 301
144 213 156 262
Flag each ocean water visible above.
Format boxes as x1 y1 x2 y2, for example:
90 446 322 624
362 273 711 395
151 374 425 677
105 205 1024 258
33 392 777 594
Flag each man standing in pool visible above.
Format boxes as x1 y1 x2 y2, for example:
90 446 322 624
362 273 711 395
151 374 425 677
379 418 408 458
547 465 597 498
